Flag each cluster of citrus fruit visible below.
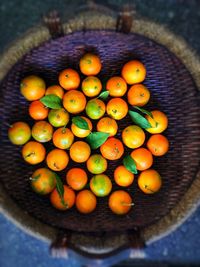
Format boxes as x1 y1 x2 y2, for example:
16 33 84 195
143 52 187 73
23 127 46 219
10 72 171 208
8 53 169 215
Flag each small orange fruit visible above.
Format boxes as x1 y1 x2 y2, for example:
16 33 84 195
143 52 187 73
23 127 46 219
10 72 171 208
20 75 46 101
100 137 124 160
53 127 74 149
22 141 46 165
138 169 162 194
46 149 69 171
114 166 134 187
32 121 53 143
106 98 128 120
31 168 56 195
8 121 31 145
146 110 168 134
58 68 80 90
48 108 70 127
82 76 102 97
122 125 145 149
127 84 150 107
96 117 118 137
29 100 49 120
90 174 112 197
147 134 169 156
63 90 86 114
45 85 64 99
131 148 153 171
106 76 127 97
85 98 106 120
109 190 133 215
121 60 146 84
86 154 107 174
70 141 91 163
66 168 88 191
71 116 92 138
50 185 76 210
76 190 97 214
79 53 102 76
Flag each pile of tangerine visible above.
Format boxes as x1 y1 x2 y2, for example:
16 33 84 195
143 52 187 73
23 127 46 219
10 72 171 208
8 53 169 215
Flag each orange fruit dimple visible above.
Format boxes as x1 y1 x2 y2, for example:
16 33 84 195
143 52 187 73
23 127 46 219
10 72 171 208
131 148 153 171
22 141 46 165
138 169 162 194
114 165 134 187
50 185 76 210
58 68 80 90
147 134 169 156
8 121 31 145
45 85 64 99
97 117 118 137
109 190 132 215
106 98 128 120
53 127 74 149
82 76 102 97
90 174 112 197
66 168 88 191
70 141 91 163
76 190 97 214
100 137 124 160
32 121 53 143
63 90 86 114
121 60 146 84
127 84 150 107
46 149 69 171
86 154 107 174
71 116 92 138
106 76 127 97
122 125 145 149
146 110 168 134
79 53 102 76
86 98 106 120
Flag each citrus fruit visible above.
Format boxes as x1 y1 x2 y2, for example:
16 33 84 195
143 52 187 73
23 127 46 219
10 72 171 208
70 141 91 163
52 127 74 149
114 165 134 187
96 117 118 137
29 100 49 120
121 60 146 84
22 141 46 165
50 185 76 210
100 137 124 160
31 168 56 195
66 168 88 191
90 174 112 197
32 121 53 143
48 108 69 127
46 149 69 171
45 85 64 99
82 76 102 97
145 110 168 134
106 76 127 97
108 190 132 215
20 75 46 101
86 154 107 174
147 134 169 156
106 98 128 120
122 125 145 149
63 90 86 114
58 68 80 90
79 53 102 76
8 121 31 145
76 190 97 214
127 84 150 106
138 169 162 194
71 116 92 138
131 148 153 171
85 98 106 120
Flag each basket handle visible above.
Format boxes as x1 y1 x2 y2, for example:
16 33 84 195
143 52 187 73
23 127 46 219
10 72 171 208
50 229 145 260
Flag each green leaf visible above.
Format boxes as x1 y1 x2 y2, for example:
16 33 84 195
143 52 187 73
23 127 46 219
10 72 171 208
133 106 153 118
98 90 109 100
123 155 138 174
72 116 89 130
129 110 152 129
54 173 65 206
40 94 62 109
86 132 109 149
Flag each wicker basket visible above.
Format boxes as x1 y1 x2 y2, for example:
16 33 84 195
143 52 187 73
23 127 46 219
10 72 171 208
0 5 200 260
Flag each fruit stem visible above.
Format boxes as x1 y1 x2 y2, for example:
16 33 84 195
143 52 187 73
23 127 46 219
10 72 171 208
144 185 155 193
122 202 135 206
25 152 35 158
